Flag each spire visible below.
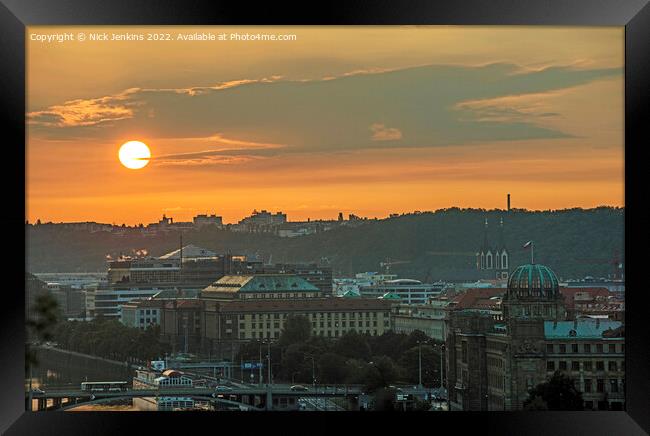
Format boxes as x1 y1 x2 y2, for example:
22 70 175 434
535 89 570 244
499 217 505 250
482 218 489 250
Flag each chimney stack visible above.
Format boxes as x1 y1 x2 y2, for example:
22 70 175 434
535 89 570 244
507 193 511 211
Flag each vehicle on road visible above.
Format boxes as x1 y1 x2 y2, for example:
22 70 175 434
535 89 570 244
290 385 309 391
30 388 45 394
81 381 129 392
215 386 233 392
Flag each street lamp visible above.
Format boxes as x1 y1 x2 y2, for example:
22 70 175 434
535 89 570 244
261 339 273 411
416 340 423 389
305 355 316 388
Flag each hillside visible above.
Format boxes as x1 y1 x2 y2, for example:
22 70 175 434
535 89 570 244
26 207 624 281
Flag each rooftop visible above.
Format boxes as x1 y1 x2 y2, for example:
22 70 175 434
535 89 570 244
158 245 218 260
544 319 623 339
202 274 319 295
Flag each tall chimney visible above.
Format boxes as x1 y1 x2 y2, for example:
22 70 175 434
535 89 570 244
507 194 511 211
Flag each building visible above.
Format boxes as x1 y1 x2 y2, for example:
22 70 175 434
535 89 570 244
133 368 194 411
358 279 446 304
193 214 223 228
476 218 509 280
446 262 625 411
202 297 395 344
120 299 162 329
234 210 287 233
252 263 333 294
46 283 85 318
392 301 449 341
201 274 323 300
156 276 397 356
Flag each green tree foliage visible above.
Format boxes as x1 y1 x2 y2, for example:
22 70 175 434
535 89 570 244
398 344 441 386
317 352 349 384
27 207 624 280
25 293 60 371
365 355 401 392
523 371 584 411
278 314 311 346
333 330 371 360
49 318 169 363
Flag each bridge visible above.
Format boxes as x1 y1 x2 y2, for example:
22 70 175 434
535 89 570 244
27 385 365 411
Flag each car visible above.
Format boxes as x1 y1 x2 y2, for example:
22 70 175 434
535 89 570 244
290 385 309 391
30 388 45 394
215 386 233 391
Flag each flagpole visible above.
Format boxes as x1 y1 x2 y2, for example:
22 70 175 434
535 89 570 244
531 242 534 264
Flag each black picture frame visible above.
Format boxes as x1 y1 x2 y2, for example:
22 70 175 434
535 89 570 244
1 0 648 434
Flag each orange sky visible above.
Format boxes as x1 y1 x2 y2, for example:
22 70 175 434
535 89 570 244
26 26 624 225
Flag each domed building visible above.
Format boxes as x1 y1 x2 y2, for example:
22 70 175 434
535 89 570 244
502 263 566 320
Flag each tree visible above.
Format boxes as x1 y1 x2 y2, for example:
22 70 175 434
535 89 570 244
523 371 584 411
25 294 60 372
278 315 311 346
365 356 401 392
398 345 440 386
317 353 348 384
334 330 371 360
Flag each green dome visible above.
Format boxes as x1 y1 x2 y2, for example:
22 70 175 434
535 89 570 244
507 264 559 300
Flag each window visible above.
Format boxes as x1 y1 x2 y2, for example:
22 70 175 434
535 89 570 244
584 344 591 353
572 344 579 353
596 344 603 353
547 361 555 371
596 379 604 393
571 361 580 371
350 321 355 327
559 344 566 354
559 361 567 371
610 379 619 392
546 344 554 353
274 322 279 329
461 342 468 363
608 361 617 371
608 344 616 353
584 379 592 393
596 361 604 371
584 361 593 371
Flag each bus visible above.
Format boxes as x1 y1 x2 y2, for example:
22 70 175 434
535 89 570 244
80 381 129 392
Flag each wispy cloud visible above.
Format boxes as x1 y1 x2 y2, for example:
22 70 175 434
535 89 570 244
370 123 402 141
27 88 142 127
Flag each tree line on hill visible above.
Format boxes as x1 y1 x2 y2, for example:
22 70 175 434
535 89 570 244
27 207 624 280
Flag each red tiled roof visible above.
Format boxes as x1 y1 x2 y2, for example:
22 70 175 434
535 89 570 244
559 287 612 309
451 288 505 310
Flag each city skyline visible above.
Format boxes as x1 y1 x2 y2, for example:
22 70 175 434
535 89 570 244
27 26 624 225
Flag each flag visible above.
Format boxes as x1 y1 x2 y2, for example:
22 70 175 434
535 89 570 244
523 241 532 248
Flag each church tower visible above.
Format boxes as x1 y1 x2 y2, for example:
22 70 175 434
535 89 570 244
476 217 509 280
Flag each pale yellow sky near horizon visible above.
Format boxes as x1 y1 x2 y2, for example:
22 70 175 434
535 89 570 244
26 26 624 225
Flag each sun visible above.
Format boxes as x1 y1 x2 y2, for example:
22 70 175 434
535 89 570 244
118 141 151 169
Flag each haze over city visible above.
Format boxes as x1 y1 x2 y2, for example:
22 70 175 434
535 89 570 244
27 26 624 225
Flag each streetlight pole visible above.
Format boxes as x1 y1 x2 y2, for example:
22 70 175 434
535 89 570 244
418 341 422 389
439 344 444 391
265 340 273 411
258 341 263 386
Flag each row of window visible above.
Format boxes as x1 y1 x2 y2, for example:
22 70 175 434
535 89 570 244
583 378 624 393
244 311 388 320
547 360 623 372
547 343 623 354
240 327 383 339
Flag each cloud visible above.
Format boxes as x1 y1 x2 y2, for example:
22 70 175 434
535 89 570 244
28 63 622 154
370 123 402 141
28 88 141 127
